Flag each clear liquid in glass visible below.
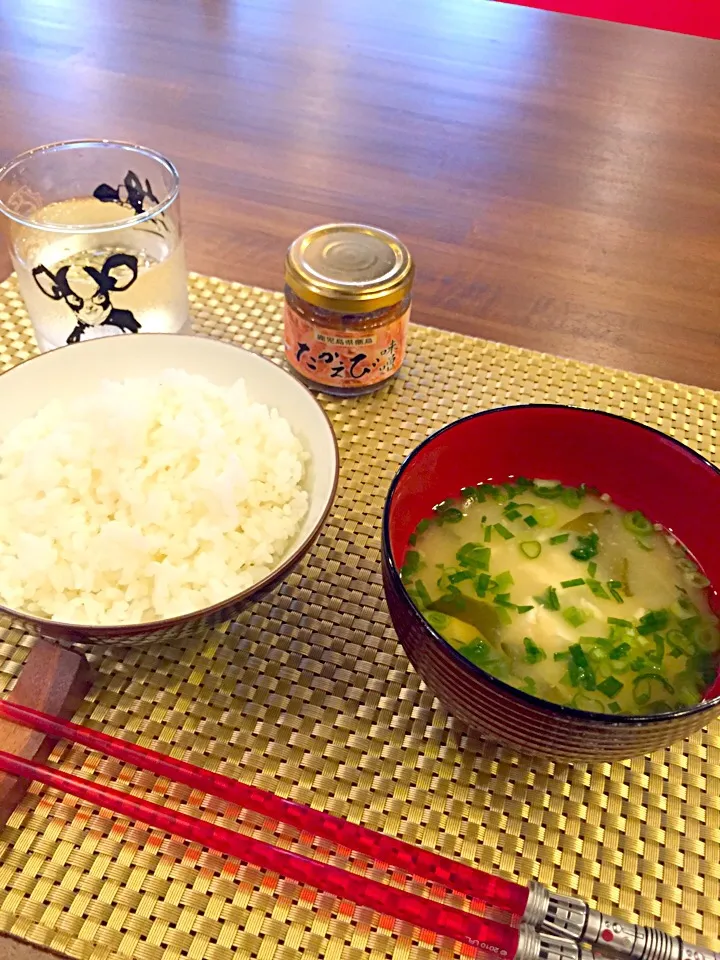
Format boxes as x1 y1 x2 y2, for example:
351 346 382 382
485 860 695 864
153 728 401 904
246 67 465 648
11 196 190 351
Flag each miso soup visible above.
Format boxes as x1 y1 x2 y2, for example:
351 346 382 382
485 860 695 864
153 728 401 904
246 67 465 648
401 478 719 715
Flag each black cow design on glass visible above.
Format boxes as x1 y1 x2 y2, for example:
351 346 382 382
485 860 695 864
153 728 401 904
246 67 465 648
32 253 142 345
93 170 159 216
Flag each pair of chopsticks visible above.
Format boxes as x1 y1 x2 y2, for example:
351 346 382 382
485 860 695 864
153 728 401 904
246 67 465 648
0 700 526 955
1 702 716 960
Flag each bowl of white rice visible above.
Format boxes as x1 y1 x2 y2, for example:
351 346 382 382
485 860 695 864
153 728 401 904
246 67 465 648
0 333 339 645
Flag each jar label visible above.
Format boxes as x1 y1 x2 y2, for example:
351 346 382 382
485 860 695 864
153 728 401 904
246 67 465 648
284 303 410 388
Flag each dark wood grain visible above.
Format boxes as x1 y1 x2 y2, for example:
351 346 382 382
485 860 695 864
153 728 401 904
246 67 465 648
0 1 719 386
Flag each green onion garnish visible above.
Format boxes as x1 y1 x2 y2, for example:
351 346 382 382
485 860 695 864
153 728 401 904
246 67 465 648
609 642 631 660
608 617 631 627
494 524 514 540
505 509 522 521
563 606 589 628
534 506 559 527
520 541 541 559
523 636 547 664
516 604 534 614
608 701 622 714
493 593 515 607
416 518 430 535
622 510 653 536
456 543 491 570
549 532 570 545
597 676 623 698
484 526 492 543
401 550 421 578
637 609 669 635
588 561 597 578
561 578 585 588
441 508 463 524
494 571 514 592
461 485 485 502
415 580 432 608
524 515 539 528
587 580 610 599
474 573 491 597
448 570 474 585
535 586 560 611
554 651 569 661
633 673 674 706
570 532 599 561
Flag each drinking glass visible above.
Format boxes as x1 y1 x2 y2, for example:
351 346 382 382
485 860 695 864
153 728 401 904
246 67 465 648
0 139 189 352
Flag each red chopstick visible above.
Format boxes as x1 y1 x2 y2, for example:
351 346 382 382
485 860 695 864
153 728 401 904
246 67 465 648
0 701 526 918
0 747 520 955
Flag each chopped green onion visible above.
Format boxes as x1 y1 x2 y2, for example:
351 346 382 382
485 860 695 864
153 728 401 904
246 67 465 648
687 571 711 588
587 580 610 599
534 479 562 489
534 506 559 527
520 541 542 559
409 533 417 546
516 604 534 614
456 543 491 570
608 701 622 714
401 550 421 578
609 642 631 660
484 526 492 543
415 518 430 535
633 673 674 706
588 561 597 579
622 510 653 536
554 651 569 661
494 571 515 592
425 611 450 632
570 532 599 561
563 606 589 628
535 586 560 611
415 580 432 608
524 515 539 528
519 676 537 695
636 538 654 552
449 570 474 585
459 637 491 666
505 501 520 511
597 676 623 698
561 578 585 588
608 584 624 603
647 634 665 665
630 656 647 671
474 573 491 597
568 643 596 689
505 509 522 521
549 533 570 545
493 593 515 607
637 610 669 636
523 636 547 664
494 523 514 540
561 487 584 508
461 485 485 502
441 508 463 524
608 617 632 627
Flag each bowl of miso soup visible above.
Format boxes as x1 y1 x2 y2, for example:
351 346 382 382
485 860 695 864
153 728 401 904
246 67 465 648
381 404 720 760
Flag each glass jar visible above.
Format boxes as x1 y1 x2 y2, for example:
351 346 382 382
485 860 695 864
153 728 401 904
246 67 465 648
283 223 414 396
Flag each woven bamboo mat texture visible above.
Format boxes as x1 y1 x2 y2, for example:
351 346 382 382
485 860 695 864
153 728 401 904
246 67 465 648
0 272 718 960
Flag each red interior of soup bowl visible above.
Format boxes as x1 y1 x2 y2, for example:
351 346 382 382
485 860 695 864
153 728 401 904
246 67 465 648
386 405 720 617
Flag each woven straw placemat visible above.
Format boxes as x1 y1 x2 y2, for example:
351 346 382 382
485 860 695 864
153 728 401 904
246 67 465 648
0 273 718 960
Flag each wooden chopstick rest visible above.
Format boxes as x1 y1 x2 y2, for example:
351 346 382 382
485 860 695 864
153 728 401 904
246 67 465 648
0 638 94 827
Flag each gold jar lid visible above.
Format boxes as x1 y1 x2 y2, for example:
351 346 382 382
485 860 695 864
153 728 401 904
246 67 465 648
285 223 414 314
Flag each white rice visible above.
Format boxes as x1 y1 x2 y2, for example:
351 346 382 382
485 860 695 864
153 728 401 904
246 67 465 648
0 369 309 625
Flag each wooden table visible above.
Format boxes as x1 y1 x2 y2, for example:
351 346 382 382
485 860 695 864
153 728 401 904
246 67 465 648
0 2 719 957
1 0 719 390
